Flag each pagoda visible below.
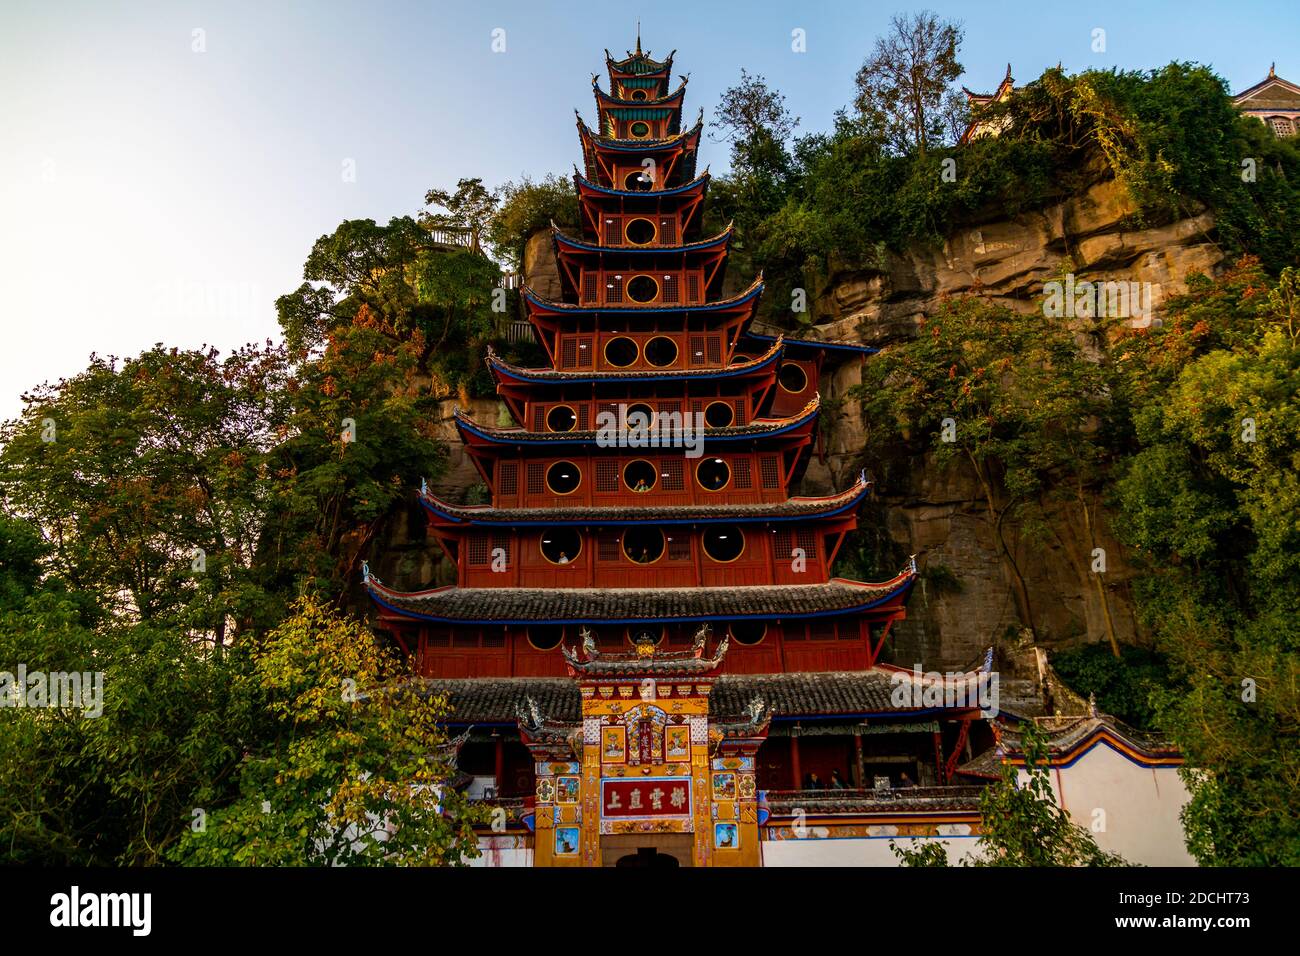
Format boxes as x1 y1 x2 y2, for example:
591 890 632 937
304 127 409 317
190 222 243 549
364 38 995 868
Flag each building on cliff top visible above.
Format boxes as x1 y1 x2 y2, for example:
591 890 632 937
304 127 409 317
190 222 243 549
1234 64 1300 137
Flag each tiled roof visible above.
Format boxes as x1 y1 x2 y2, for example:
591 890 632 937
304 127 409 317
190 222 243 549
366 572 915 626
452 393 817 445
552 222 731 255
486 336 780 383
413 665 964 725
956 714 1182 778
521 272 762 314
417 474 870 526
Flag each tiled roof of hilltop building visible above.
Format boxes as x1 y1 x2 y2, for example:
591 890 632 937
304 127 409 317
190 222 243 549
365 570 916 626
418 474 871 526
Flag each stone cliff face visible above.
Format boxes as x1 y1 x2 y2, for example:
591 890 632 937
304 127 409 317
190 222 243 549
399 178 1221 671
800 177 1222 668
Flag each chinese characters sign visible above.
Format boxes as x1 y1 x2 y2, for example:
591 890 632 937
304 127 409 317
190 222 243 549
601 778 691 818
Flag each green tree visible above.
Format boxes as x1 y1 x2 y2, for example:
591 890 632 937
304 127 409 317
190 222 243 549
853 10 965 156
856 296 1115 643
1110 262 1300 864
0 344 293 641
423 177 499 253
169 597 484 866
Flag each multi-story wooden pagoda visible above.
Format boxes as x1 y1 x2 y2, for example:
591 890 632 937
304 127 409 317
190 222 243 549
364 38 994 867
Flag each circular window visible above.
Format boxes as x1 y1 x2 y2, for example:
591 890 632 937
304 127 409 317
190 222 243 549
630 89 649 102
626 275 658 303
643 336 678 367
546 404 578 432
604 336 638 368
539 528 582 565
696 457 731 492
778 362 808 394
625 402 655 430
624 169 653 191
630 121 651 138
528 625 564 650
704 401 735 428
623 459 658 492
728 621 767 646
703 525 745 563
628 624 663 645
622 527 665 564
625 218 656 245
545 461 581 495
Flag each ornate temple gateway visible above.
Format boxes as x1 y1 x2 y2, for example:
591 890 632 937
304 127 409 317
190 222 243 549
362 39 1191 867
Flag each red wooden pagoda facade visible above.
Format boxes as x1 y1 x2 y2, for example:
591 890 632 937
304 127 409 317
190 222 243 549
361 38 1005 867
365 39 918 677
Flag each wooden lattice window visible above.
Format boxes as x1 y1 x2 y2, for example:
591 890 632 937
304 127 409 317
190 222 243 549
659 458 684 490
497 461 518 496
774 530 793 562
578 405 590 430
733 458 752 489
686 273 700 302
481 629 505 648
796 529 819 558
734 399 746 425
606 274 623 304
707 336 722 364
531 406 545 431
560 338 578 369
760 456 781 489
603 217 622 245
689 336 708 366
452 630 479 648
598 532 622 561
427 627 451 647
582 273 598 304
573 336 594 369
667 534 691 561
658 218 677 244
468 531 491 565
596 459 619 492
808 620 837 642
492 532 511 568
661 275 679 303
526 463 544 496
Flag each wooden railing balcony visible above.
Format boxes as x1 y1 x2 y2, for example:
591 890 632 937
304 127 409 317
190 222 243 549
763 785 984 812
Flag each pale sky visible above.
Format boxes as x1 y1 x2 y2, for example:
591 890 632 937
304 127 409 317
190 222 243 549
2 0 1296 419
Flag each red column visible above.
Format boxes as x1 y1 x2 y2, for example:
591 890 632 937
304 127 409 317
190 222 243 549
494 736 505 794
790 734 802 790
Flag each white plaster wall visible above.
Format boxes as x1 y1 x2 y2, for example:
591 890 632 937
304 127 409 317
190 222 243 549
761 833 980 867
466 837 533 867
1020 744 1195 866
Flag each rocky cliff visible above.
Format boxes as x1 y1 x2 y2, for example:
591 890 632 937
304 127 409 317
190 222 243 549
799 176 1222 668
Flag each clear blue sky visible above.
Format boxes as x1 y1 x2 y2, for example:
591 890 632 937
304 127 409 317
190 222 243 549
2 0 1296 417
